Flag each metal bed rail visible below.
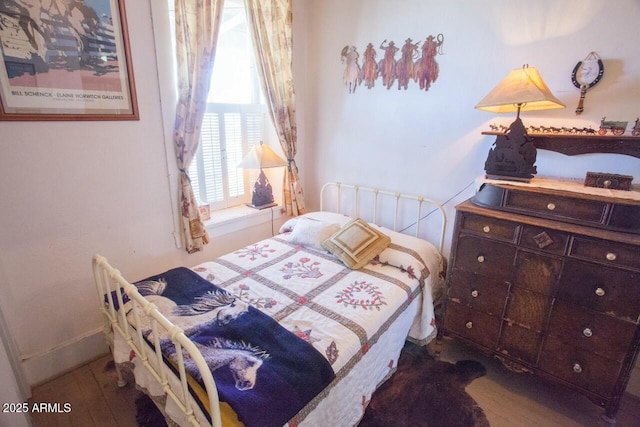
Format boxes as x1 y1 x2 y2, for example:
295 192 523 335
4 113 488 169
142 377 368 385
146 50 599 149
92 255 222 427
320 182 446 253
91 182 447 427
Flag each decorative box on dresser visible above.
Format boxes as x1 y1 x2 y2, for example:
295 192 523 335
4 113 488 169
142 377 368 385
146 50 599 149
440 178 640 425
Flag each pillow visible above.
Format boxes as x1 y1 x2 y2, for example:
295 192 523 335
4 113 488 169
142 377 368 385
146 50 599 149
322 218 391 269
279 211 351 234
302 211 351 226
372 225 442 271
279 217 300 234
287 218 341 250
372 225 446 297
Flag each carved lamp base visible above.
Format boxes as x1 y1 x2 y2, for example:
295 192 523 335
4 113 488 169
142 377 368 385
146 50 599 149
484 117 537 182
247 169 277 210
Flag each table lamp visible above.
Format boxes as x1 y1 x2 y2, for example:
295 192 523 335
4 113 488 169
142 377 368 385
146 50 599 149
238 141 287 209
475 65 565 181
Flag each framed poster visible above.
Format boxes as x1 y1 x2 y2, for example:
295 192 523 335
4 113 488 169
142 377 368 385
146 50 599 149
0 0 138 121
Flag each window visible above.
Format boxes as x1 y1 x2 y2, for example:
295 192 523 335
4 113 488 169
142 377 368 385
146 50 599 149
168 0 271 211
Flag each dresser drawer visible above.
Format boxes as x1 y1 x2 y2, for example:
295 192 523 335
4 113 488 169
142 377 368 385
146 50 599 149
539 336 621 398
505 190 607 224
609 204 640 234
504 286 551 332
558 260 640 322
453 235 516 282
547 301 636 362
460 213 519 242
450 196 640 420
570 236 640 270
513 250 562 296
519 225 569 255
447 269 508 317
443 302 501 350
498 323 542 365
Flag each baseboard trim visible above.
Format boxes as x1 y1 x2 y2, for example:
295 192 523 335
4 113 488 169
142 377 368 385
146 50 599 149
23 329 108 387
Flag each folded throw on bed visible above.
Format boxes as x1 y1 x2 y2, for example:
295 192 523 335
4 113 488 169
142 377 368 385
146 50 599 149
134 267 335 427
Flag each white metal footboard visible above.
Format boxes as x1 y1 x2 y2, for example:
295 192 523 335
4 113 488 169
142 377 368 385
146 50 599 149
92 182 446 427
92 255 222 427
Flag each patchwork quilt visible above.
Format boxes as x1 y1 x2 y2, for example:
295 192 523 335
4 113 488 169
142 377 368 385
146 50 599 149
189 231 442 424
114 213 444 427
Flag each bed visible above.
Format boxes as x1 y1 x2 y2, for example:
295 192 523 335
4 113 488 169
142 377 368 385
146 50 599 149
92 182 447 427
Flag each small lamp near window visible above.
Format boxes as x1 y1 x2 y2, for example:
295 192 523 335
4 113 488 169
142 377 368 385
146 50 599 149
475 65 565 182
238 141 287 209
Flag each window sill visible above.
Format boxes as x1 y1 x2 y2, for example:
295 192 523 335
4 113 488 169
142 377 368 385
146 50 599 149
204 204 284 237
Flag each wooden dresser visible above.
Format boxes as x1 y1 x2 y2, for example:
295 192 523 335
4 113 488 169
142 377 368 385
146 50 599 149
441 179 640 424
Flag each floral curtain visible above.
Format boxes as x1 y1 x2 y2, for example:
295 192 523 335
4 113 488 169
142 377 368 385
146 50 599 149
173 0 225 253
245 0 306 216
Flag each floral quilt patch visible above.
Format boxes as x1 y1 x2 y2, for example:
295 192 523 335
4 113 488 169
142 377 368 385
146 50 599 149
281 257 323 280
335 280 387 311
235 244 276 261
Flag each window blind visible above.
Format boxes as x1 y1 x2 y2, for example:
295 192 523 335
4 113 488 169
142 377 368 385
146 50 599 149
189 104 266 210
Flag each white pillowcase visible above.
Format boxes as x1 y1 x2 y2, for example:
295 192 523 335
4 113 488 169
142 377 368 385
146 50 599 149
373 225 446 296
286 217 340 250
279 211 351 234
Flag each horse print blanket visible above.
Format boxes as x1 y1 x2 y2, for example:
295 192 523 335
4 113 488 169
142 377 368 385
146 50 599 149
111 213 444 426
130 267 335 427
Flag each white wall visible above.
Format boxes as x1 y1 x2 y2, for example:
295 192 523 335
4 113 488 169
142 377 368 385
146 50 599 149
0 305 31 427
294 0 640 395
0 0 638 399
299 0 639 219
0 1 283 386
0 341 31 427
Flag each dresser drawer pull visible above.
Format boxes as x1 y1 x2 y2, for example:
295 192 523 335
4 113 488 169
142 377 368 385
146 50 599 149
471 290 479 298
482 225 491 233
573 363 583 374
582 328 593 338
595 287 606 297
466 321 473 329
605 252 617 261
477 255 485 263
547 202 556 211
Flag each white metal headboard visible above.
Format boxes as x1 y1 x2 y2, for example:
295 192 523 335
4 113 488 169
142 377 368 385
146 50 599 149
320 182 446 253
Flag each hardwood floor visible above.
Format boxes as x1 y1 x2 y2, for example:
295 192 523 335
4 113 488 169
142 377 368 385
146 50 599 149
28 342 640 427
28 355 138 427
439 340 640 427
